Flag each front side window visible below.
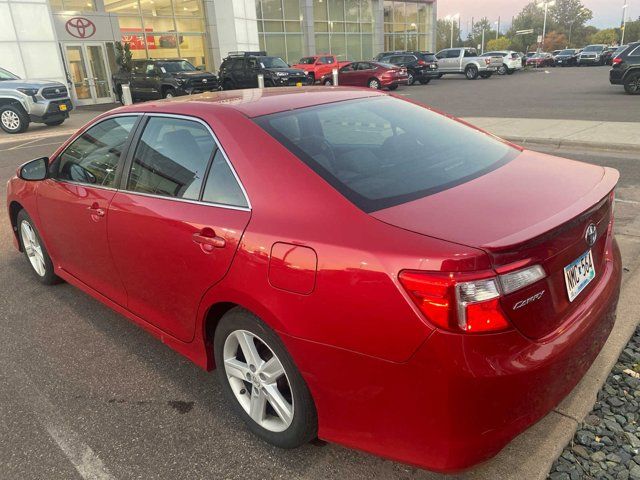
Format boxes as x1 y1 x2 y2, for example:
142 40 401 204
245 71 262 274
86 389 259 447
0 68 19 80
255 97 517 212
298 57 316 64
55 116 137 187
127 117 215 200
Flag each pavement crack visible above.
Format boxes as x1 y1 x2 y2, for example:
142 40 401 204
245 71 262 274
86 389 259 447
552 409 581 424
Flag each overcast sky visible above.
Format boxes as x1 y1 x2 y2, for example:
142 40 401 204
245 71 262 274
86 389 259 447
438 0 640 34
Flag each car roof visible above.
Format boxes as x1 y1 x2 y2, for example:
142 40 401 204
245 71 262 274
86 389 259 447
112 87 386 118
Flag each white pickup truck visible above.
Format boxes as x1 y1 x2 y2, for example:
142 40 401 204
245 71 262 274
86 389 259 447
435 48 503 80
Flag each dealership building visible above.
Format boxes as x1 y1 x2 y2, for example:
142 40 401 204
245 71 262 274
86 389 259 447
0 0 436 105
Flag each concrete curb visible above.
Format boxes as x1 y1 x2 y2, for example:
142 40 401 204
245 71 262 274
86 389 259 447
502 136 640 155
466 263 640 480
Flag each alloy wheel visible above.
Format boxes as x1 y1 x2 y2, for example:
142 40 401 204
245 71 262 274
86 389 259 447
629 77 640 93
368 79 380 89
20 221 46 277
1 110 20 131
407 73 414 85
223 329 294 433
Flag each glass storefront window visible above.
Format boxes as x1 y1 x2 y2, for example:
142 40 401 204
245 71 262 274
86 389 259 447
50 0 95 12
178 35 206 67
105 0 139 14
176 0 203 16
140 0 173 15
176 17 204 32
257 0 304 63
384 1 434 54
143 16 176 31
313 0 374 60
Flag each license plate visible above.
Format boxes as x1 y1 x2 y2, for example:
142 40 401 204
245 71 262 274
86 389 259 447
564 250 596 302
59 104 67 111
296 82 302 87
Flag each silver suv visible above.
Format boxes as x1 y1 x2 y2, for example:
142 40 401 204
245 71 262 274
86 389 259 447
0 67 73 134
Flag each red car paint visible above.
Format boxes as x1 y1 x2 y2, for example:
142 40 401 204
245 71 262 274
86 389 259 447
325 61 409 89
291 54 350 82
6 87 621 472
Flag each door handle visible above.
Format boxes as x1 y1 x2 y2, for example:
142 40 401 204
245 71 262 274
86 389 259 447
192 230 226 250
87 203 105 217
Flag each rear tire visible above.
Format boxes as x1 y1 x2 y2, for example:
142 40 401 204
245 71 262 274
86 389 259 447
407 73 415 86
624 73 640 95
368 78 380 89
16 210 60 285
497 65 507 75
163 87 176 99
465 65 479 80
418 78 431 84
323 78 333 86
214 308 318 449
0 104 29 134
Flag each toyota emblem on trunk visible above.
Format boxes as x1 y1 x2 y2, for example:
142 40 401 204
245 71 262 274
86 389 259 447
585 223 597 247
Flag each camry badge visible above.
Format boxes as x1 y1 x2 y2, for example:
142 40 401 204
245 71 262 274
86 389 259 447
585 223 597 247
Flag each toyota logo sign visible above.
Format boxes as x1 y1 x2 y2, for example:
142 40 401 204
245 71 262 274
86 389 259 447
65 17 96 39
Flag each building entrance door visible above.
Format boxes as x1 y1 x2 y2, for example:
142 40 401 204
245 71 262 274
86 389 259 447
64 43 113 105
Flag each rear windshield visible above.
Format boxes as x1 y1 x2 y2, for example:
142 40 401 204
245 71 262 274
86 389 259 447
254 97 517 212
419 53 437 62
560 49 575 55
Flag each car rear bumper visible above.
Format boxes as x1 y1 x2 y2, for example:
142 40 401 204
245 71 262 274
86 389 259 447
610 69 624 85
282 238 621 472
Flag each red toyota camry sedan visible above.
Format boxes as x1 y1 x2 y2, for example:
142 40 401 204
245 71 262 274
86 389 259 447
6 87 621 472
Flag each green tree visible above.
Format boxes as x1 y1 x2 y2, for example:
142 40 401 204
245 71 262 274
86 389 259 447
589 28 619 45
550 0 592 35
466 18 496 51
486 36 511 51
115 42 133 73
436 18 461 51
543 31 569 50
622 18 640 44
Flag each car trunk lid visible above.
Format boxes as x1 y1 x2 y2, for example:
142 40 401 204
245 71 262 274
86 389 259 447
372 150 618 339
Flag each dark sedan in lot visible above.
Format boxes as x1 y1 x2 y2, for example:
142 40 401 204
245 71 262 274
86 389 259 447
555 49 579 67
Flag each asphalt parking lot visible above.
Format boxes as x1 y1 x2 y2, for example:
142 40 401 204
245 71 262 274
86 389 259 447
399 65 639 122
1 66 639 480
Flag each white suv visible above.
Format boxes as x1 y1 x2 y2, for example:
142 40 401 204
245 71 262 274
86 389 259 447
481 51 523 75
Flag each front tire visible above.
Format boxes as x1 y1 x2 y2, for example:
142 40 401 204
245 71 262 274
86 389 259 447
418 78 431 84
624 73 640 95
16 210 60 285
323 78 333 86
465 65 479 80
407 73 415 86
0 104 29 134
214 308 317 449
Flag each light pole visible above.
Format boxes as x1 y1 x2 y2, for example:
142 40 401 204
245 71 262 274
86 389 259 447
445 13 460 48
568 8 587 47
495 17 500 40
621 2 629 45
537 1 556 50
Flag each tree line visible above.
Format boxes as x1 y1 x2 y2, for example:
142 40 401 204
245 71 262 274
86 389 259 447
436 0 640 53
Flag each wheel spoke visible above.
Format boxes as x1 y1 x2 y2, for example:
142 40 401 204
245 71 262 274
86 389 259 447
224 357 251 380
258 356 285 384
249 388 267 423
236 331 262 369
264 384 293 426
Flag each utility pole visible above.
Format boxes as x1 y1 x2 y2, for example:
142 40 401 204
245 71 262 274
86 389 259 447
496 16 501 39
481 28 485 54
537 1 556 50
621 1 629 45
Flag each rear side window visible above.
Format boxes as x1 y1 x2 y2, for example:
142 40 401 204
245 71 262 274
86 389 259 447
55 116 137 187
448 49 461 58
420 54 437 62
463 49 476 57
628 45 640 57
202 150 248 208
127 117 215 200
255 97 517 212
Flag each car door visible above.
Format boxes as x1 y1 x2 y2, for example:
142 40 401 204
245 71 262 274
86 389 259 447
107 115 251 342
129 61 148 98
36 115 140 306
356 62 377 86
243 57 260 88
338 63 358 85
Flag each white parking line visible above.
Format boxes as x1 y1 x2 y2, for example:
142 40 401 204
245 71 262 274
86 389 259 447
5 140 65 151
616 199 640 205
4 359 115 480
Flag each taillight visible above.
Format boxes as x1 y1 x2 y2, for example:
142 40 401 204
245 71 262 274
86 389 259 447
399 266 547 334
612 57 622 65
485 58 491 65
417 59 427 65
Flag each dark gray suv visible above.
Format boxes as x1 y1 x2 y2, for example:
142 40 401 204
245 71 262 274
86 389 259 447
0 67 73 134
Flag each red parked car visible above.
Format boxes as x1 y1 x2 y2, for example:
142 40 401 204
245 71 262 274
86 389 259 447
321 61 408 90
7 87 621 472
527 52 556 67
291 54 349 84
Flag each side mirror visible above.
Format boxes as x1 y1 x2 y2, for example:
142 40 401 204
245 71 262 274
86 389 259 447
19 157 48 181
